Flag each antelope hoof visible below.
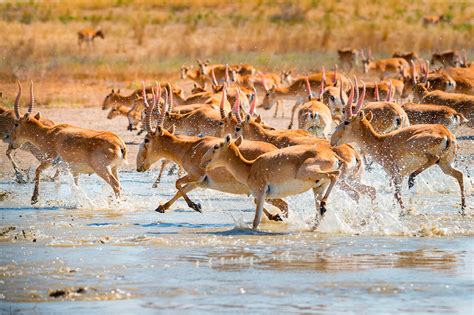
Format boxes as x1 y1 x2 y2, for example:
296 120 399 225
152 182 160 188
319 202 327 216
459 209 466 217
190 202 202 213
155 205 166 213
268 213 283 222
15 173 28 184
31 196 39 205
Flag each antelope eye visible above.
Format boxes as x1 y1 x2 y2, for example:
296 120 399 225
14 123 19 127
144 138 150 143
219 121 224 126
214 144 219 150
235 127 241 132
344 121 350 125
330 95 335 101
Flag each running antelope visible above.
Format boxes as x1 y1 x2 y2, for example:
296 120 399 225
77 28 104 47
443 66 474 95
361 49 410 79
201 135 341 229
401 103 468 132
403 61 456 98
337 48 358 72
1 82 56 183
415 84 474 128
136 103 288 221
431 50 460 68
10 84 127 204
331 86 466 214
222 94 377 204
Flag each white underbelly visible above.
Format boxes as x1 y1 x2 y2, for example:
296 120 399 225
205 177 250 195
267 179 315 198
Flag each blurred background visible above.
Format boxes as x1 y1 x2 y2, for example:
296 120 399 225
0 0 472 106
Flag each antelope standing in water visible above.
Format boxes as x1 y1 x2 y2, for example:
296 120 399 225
77 28 104 47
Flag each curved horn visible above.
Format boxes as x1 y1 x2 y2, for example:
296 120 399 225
225 64 230 84
334 64 338 82
142 81 149 109
374 82 380 101
423 60 429 83
354 81 365 114
155 82 162 115
142 85 152 132
386 80 393 101
353 75 359 105
305 76 312 99
157 87 168 128
249 87 257 116
260 74 269 92
339 78 344 104
28 80 34 113
14 81 21 119
345 81 354 119
232 87 242 124
219 83 227 119
320 66 326 96
410 60 417 85
167 83 173 112
211 67 218 86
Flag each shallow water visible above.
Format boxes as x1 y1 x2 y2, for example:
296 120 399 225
0 166 473 314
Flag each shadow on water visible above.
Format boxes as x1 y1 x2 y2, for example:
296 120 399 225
0 206 61 212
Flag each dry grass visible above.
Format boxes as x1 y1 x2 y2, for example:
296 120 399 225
0 0 473 106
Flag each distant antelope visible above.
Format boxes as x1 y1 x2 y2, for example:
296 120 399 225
331 84 466 214
422 15 449 27
403 60 456 98
77 28 104 47
1 82 56 183
431 50 460 68
201 135 341 228
401 103 468 132
181 66 208 88
337 48 358 72
392 51 419 63
361 49 410 79
10 83 127 204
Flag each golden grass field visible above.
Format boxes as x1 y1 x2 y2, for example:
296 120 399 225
0 0 473 107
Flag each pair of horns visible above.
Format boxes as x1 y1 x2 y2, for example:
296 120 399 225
143 81 173 132
344 77 365 119
13 81 35 119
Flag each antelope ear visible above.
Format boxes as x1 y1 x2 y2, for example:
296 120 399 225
255 115 262 123
111 89 115 93
365 111 373 122
168 124 175 134
117 89 121 94
224 134 232 146
156 125 164 135
234 135 243 147
34 112 41 120
245 114 251 124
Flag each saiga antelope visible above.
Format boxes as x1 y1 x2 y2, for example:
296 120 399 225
431 50 460 68
401 103 468 132
361 49 410 79
1 82 56 183
337 48 358 72
201 135 341 229
331 85 466 214
136 100 289 221
77 28 104 47
10 84 127 204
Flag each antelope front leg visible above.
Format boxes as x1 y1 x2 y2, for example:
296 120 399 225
392 175 406 215
153 160 170 188
6 146 27 184
31 161 52 205
253 189 267 229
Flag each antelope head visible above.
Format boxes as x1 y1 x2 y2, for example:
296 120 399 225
102 88 122 110
200 134 243 170
331 79 370 146
136 83 175 172
9 81 40 149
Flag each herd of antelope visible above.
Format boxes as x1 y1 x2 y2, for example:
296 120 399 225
1 48 472 229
